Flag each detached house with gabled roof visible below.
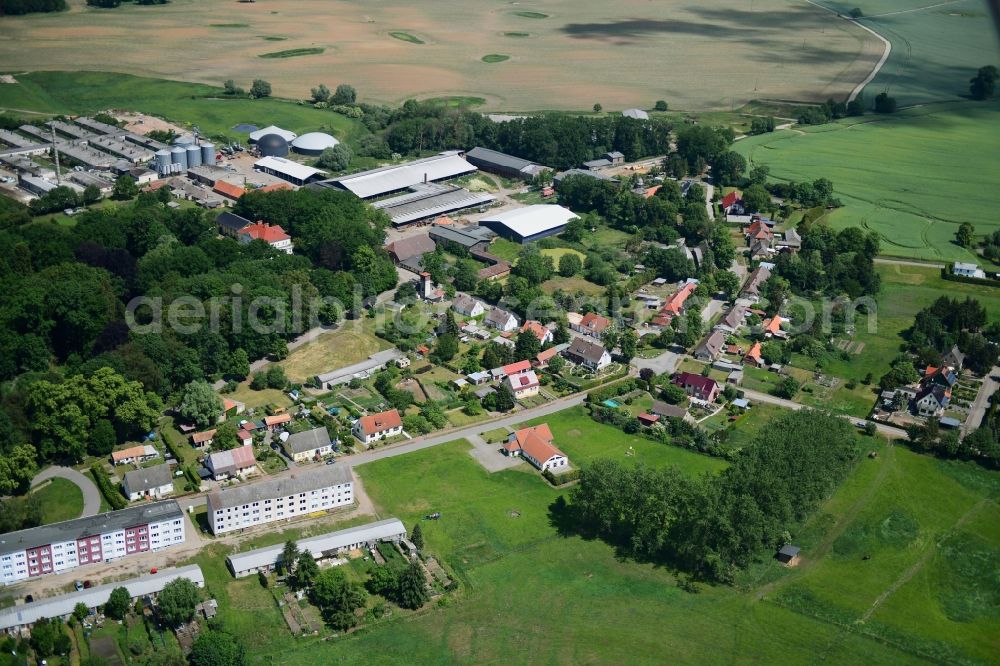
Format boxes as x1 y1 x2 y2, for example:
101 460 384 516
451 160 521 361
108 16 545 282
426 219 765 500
571 312 611 338
505 370 540 400
672 372 720 403
453 294 486 318
565 337 612 372
284 426 335 463
238 222 293 254
502 424 569 473
519 320 553 345
352 409 403 444
484 307 519 332
693 330 726 362
915 384 950 417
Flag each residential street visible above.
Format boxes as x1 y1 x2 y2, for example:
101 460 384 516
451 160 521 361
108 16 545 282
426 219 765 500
30 466 101 518
962 365 999 437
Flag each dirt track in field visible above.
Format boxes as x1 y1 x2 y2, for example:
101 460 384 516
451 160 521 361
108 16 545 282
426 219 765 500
0 0 883 111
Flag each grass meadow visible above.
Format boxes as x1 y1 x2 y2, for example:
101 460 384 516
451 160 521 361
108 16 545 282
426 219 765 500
182 406 1000 664
815 0 1000 107
735 102 1000 265
24 477 83 524
277 321 390 384
0 71 367 144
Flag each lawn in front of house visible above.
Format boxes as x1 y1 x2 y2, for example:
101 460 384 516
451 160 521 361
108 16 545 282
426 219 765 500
25 477 84 524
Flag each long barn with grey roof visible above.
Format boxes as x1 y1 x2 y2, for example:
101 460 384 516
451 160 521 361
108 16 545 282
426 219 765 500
312 151 476 199
206 465 354 535
466 147 549 182
226 518 405 577
0 565 204 631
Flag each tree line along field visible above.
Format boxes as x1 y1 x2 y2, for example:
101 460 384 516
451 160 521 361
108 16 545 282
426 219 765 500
735 101 1000 265
183 413 999 665
0 0 882 110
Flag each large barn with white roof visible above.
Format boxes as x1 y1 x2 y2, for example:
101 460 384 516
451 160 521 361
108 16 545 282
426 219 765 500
478 205 579 244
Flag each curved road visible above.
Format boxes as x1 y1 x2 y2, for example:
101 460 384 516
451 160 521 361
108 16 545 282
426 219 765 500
31 466 102 518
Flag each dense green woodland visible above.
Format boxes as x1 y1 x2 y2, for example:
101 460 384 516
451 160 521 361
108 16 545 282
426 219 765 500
0 188 395 491
564 410 860 581
353 100 675 170
0 0 65 15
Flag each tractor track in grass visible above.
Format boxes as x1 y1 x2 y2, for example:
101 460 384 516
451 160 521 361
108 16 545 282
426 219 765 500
859 495 993 622
754 443 897 602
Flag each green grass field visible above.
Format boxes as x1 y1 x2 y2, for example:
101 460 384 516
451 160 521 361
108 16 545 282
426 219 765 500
258 48 324 59
0 71 367 144
815 0 1000 106
198 416 999 664
736 102 1000 264
26 477 83 524
520 404 727 474
278 321 390 384
801 263 1000 386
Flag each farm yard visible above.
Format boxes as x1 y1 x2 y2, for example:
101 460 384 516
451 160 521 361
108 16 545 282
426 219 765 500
0 0 881 111
736 102 1000 265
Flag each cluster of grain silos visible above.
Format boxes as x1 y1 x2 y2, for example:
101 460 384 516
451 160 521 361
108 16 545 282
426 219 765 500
154 138 216 175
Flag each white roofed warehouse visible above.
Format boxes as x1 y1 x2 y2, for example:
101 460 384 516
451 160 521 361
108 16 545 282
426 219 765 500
479 205 579 244
254 156 326 185
311 151 476 199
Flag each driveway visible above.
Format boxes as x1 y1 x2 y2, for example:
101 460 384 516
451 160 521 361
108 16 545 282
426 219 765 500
701 296 726 324
632 350 680 376
31 466 101 518
962 366 998 437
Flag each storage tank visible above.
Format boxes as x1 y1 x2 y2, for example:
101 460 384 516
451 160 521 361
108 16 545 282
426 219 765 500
170 145 188 170
186 144 202 168
256 133 289 158
154 149 171 175
200 142 216 166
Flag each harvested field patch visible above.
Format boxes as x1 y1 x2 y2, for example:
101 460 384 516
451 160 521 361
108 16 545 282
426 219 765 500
258 47 324 59
481 54 510 63
0 0 882 111
389 31 425 44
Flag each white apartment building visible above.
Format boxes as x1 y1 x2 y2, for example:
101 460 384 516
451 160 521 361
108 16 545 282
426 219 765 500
0 501 185 585
206 466 354 536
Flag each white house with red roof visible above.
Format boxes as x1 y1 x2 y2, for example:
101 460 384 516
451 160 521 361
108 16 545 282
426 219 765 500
571 312 611 338
238 222 294 254
502 424 569 473
352 409 403 444
505 370 540 400
519 320 553 345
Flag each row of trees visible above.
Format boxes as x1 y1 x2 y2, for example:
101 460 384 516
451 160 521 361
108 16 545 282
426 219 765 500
565 410 860 581
29 183 101 215
0 0 65 14
357 99 673 169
